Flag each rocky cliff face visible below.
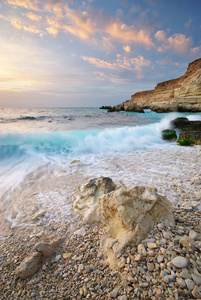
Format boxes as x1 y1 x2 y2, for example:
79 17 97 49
130 58 201 112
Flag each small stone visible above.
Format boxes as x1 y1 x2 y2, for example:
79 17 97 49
63 252 72 259
157 255 164 263
147 262 154 272
176 277 186 288
127 274 135 282
179 269 191 279
110 288 119 298
163 231 173 240
179 235 196 251
189 230 198 240
192 285 201 298
137 244 146 256
185 279 195 290
172 256 188 268
73 227 86 236
163 276 170 284
192 273 201 285
134 254 142 262
157 223 164 230
148 250 155 256
117 257 126 268
117 296 127 300
147 242 157 249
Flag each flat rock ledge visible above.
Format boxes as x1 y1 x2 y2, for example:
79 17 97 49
74 177 175 268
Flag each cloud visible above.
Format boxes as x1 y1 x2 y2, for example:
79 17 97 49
106 21 154 49
82 56 116 70
155 30 193 54
63 7 96 40
23 25 40 34
11 18 22 29
123 45 131 52
185 18 193 29
82 55 151 79
25 12 42 21
6 0 40 11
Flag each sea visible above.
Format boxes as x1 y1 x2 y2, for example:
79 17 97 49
1 107 201 238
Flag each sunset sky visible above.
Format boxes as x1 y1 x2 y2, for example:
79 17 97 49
0 0 201 107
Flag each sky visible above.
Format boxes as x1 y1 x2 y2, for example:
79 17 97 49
0 0 201 107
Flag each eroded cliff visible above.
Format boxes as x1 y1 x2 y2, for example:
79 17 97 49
130 58 201 112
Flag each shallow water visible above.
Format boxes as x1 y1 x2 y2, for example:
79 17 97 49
0 107 201 238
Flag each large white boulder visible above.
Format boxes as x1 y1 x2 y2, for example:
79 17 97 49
74 177 175 267
73 177 116 223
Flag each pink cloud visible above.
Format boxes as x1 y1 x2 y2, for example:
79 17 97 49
6 0 40 11
106 21 154 49
155 30 193 54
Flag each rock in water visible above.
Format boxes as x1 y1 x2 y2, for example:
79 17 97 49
15 252 43 279
73 177 116 223
99 186 175 262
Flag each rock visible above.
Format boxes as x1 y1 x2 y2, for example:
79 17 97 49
147 242 157 249
129 58 201 113
171 117 201 146
63 252 72 259
73 177 116 223
176 277 186 288
34 237 64 257
185 279 195 290
107 102 144 113
137 244 147 256
179 235 196 251
162 130 177 142
192 285 201 298
147 262 154 271
163 231 173 240
123 102 144 113
118 296 127 300
172 256 188 268
192 273 201 285
189 230 199 240
73 227 86 236
110 288 119 298
99 185 174 263
15 252 43 279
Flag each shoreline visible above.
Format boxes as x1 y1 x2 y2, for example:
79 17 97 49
0 145 201 299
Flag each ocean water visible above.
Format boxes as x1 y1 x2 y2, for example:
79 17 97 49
1 107 201 237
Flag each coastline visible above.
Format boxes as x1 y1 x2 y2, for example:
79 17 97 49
0 145 201 299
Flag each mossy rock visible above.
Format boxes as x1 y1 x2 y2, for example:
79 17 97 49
177 137 195 146
162 130 177 142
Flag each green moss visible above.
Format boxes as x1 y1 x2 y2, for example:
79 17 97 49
162 130 177 141
177 137 195 146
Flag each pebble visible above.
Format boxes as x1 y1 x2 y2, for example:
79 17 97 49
176 277 186 288
172 256 188 268
147 242 157 249
1 196 201 300
192 273 201 285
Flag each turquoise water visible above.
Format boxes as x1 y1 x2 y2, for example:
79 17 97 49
0 107 201 236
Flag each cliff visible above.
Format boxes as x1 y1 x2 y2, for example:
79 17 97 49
129 58 201 112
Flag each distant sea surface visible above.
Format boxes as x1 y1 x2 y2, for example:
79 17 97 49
1 107 201 237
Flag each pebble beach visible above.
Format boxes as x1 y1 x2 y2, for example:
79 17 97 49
0 145 201 300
